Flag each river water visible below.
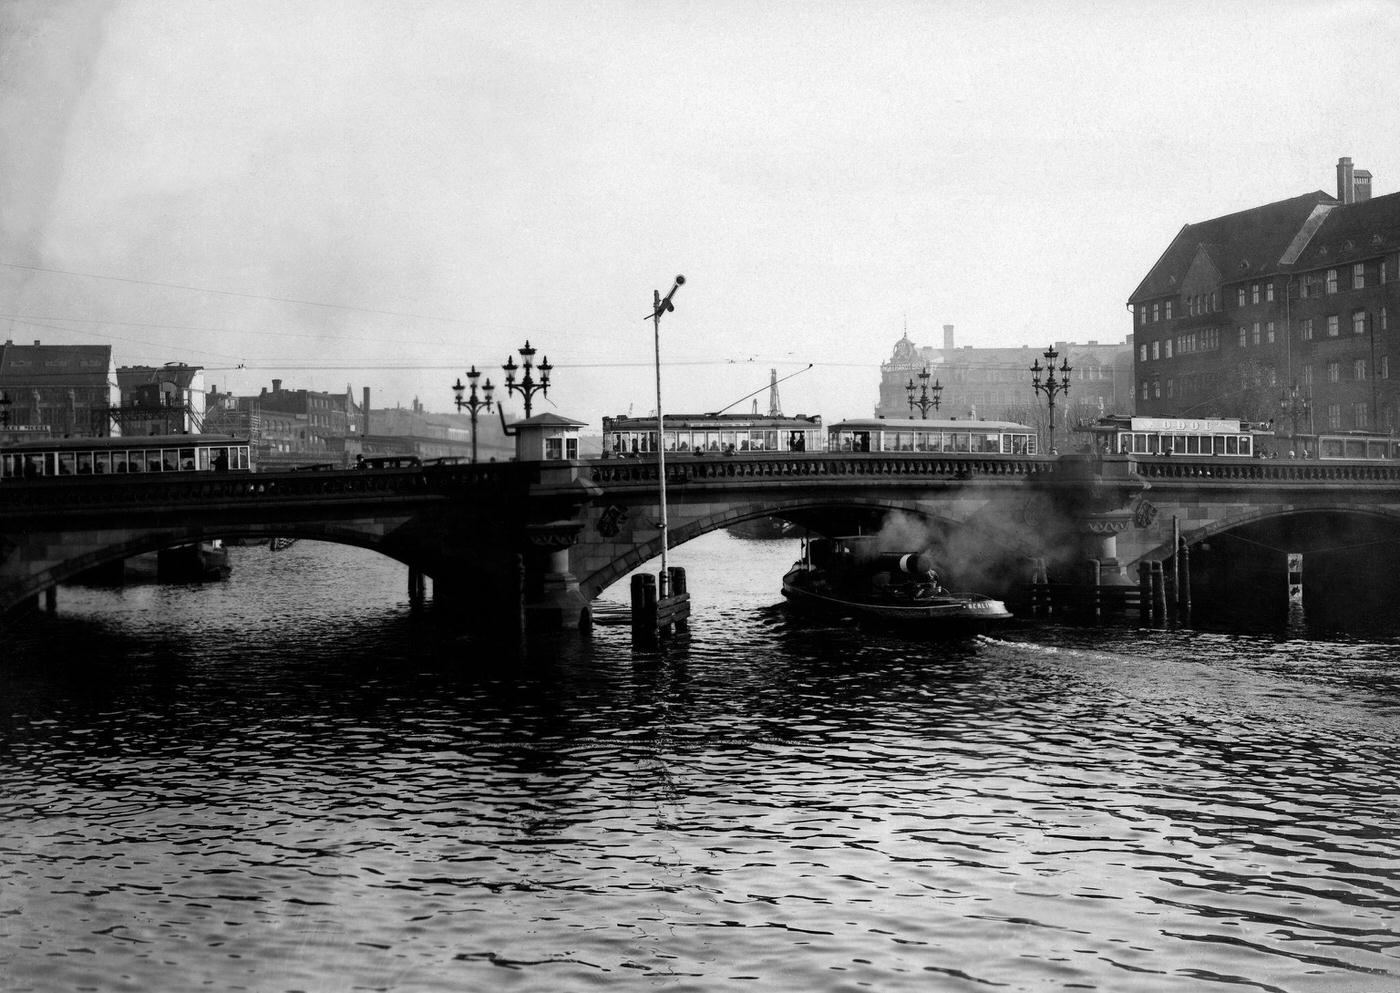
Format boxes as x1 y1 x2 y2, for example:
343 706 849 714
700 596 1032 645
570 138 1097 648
2 534 1397 992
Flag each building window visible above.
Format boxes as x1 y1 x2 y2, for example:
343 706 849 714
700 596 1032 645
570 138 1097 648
1140 381 1148 401
1354 403 1370 429
1353 263 1365 289
1355 358 1368 380
1252 283 1260 304
1252 322 1262 346
1139 306 1146 325
1266 282 1275 303
1382 258 1389 285
1383 355 1390 379
1383 306 1389 332
1139 344 1148 362
1239 327 1248 347
1303 364 1313 386
1152 341 1160 360
1152 303 1160 322
1237 288 1247 307
1164 340 1173 359
1165 300 1173 320
1326 268 1338 293
1327 404 1341 430
1327 361 1340 382
1353 310 1368 336
1328 315 1340 337
1167 378 1174 398
1211 291 1218 311
1153 380 1160 399
1266 321 1276 344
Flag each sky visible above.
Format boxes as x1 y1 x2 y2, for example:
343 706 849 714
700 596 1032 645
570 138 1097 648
3 0 1400 429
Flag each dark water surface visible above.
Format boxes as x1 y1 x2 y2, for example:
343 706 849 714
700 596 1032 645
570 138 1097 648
2 535 1397 992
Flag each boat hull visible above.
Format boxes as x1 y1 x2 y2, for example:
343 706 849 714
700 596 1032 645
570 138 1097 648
782 572 1011 627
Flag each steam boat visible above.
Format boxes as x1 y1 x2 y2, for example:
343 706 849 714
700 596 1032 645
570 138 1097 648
781 535 1012 628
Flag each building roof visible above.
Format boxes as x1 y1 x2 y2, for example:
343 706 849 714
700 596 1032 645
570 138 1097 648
0 342 114 388
1289 189 1400 270
116 364 204 391
509 412 588 428
1128 191 1337 303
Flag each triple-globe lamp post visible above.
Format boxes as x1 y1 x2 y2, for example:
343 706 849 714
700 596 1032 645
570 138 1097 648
1030 345 1072 454
451 366 495 463
906 366 942 419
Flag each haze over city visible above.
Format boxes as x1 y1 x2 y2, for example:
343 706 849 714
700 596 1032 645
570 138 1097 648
3 0 1399 428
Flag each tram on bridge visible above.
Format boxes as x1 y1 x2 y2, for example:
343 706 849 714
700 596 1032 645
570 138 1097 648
601 412 825 457
0 433 253 479
1080 415 1267 457
827 418 1038 455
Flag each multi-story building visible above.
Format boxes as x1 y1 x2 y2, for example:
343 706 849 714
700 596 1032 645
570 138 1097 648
1129 157 1400 444
0 339 119 438
114 364 207 435
875 325 1134 445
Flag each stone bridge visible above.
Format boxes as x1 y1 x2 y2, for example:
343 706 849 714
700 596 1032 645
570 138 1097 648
5 451 1400 632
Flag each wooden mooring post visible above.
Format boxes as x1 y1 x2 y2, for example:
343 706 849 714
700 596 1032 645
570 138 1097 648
631 566 691 647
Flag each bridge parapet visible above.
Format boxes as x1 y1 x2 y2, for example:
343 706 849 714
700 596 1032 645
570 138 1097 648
0 463 513 519
1130 457 1400 485
589 452 1060 488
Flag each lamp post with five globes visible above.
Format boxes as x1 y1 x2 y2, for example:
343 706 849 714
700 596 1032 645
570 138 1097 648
451 366 495 463
906 366 942 419
501 340 551 417
1030 345 1072 454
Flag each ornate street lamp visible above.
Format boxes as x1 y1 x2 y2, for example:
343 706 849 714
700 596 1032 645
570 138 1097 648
501 340 551 417
1030 345 1072 454
451 365 495 463
906 366 942 419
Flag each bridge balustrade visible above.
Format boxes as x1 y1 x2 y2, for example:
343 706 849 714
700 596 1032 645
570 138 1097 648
588 453 1055 486
0 463 510 515
1132 457 1400 483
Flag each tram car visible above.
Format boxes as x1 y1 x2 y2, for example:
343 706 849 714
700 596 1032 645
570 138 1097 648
1080 415 1267 457
827 418 1038 455
601 412 825 457
0 434 254 480
1311 431 1400 460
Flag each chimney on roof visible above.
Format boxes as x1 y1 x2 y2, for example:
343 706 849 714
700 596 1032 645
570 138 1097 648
943 324 954 351
33 340 40 346
1355 169 1372 202
363 386 370 436
1337 156 1362 204
271 378 282 392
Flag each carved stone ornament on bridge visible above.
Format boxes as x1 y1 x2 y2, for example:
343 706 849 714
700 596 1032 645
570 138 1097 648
1082 511 1134 536
1132 497 1159 529
525 521 584 550
596 504 629 538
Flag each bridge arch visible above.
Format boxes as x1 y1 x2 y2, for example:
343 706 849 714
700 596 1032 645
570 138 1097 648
8 521 423 611
578 495 1025 599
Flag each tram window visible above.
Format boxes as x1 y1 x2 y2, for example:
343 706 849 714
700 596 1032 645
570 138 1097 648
76 452 93 474
22 454 43 478
112 452 128 473
764 430 778 450
950 433 970 453
196 448 210 470
57 453 76 475
179 447 196 470
1240 436 1252 456
1224 436 1239 456
94 452 110 474
852 431 870 452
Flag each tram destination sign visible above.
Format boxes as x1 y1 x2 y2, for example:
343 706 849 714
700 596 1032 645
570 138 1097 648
1130 416 1242 434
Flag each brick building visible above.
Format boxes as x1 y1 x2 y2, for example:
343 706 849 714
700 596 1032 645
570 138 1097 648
1129 157 1400 446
